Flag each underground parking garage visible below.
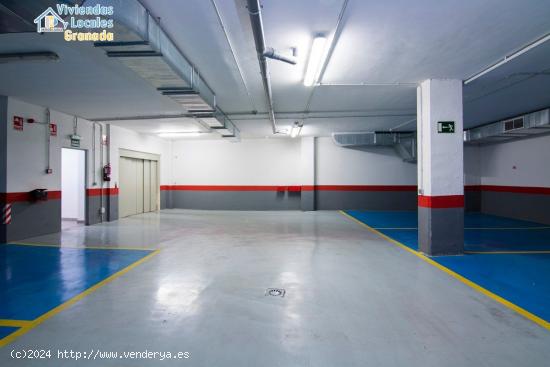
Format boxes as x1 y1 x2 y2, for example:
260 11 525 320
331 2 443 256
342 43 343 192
0 0 550 365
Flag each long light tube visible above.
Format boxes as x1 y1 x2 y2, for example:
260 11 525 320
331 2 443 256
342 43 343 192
303 36 327 87
158 132 202 138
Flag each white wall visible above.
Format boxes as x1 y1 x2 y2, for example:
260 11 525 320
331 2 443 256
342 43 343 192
170 139 300 185
479 134 550 187
61 148 85 220
6 96 170 194
109 125 171 187
169 137 430 187
6 97 102 192
464 145 481 186
315 137 417 185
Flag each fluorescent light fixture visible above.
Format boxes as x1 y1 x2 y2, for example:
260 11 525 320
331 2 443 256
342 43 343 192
158 132 202 138
289 122 303 138
303 36 327 87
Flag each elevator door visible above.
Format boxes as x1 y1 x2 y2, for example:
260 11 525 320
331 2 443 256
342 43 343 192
119 157 158 218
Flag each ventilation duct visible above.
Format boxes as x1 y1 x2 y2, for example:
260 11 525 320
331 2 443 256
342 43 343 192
332 132 417 163
464 108 550 144
83 0 239 141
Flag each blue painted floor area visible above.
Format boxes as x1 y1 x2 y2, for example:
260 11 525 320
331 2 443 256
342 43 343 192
466 230 550 252
346 210 547 230
0 326 19 339
345 210 550 323
436 254 550 322
374 228 550 252
0 244 152 320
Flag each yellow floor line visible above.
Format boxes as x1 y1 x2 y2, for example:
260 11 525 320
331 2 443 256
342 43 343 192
465 250 550 255
0 249 160 348
339 210 550 331
0 320 33 328
373 227 418 230
7 241 156 251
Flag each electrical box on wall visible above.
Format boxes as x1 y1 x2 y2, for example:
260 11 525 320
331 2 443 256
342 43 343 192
103 164 111 181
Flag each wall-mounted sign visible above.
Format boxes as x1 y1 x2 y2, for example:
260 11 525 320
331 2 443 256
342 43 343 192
13 116 24 131
49 123 57 136
438 121 455 133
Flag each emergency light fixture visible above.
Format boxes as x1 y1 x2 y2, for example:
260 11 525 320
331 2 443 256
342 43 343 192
289 122 303 138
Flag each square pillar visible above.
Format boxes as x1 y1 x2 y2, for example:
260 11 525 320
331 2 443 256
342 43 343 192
300 137 315 211
417 79 464 255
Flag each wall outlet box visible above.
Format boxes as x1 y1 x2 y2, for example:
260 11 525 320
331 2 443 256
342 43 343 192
100 207 106 214
45 168 52 174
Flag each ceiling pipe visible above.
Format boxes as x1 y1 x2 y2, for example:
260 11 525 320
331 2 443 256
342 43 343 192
246 0 279 134
318 82 417 87
91 111 415 122
464 32 550 85
303 0 350 113
263 47 297 65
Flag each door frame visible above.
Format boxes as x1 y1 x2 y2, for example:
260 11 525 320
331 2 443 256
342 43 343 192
61 147 88 224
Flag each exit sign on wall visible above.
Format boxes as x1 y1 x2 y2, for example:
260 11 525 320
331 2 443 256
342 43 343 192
438 121 455 133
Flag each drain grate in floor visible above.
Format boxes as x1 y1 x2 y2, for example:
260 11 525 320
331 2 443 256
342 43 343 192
265 288 285 297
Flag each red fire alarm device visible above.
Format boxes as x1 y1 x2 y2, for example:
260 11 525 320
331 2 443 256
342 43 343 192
103 164 111 182
49 123 57 136
13 116 24 131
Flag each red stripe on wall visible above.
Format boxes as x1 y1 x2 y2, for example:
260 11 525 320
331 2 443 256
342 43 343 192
86 188 119 196
480 185 550 195
311 185 417 191
160 185 417 192
464 185 482 192
0 191 62 203
162 185 283 191
418 195 465 208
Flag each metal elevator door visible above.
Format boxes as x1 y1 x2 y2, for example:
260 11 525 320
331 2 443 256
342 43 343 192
119 157 158 218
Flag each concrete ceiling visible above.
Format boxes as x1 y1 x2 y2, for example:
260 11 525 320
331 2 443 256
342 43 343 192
0 0 549 138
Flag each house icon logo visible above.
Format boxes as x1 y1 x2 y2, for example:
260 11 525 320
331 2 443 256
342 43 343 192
34 7 68 33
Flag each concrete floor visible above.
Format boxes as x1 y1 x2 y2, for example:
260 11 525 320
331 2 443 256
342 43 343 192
1 210 549 366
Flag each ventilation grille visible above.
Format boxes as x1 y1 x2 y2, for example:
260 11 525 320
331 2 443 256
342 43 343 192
504 117 524 131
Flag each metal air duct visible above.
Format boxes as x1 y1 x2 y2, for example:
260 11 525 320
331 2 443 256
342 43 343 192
332 132 417 163
464 108 550 144
83 0 239 140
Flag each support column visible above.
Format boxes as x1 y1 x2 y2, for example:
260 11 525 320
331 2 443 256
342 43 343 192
417 79 464 255
301 137 315 211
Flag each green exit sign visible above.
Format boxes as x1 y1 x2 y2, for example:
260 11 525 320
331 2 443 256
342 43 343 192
438 121 455 133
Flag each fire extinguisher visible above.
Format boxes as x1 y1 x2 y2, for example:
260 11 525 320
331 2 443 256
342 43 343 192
103 164 111 182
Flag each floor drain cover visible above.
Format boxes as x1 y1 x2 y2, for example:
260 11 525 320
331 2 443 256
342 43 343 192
266 288 285 297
